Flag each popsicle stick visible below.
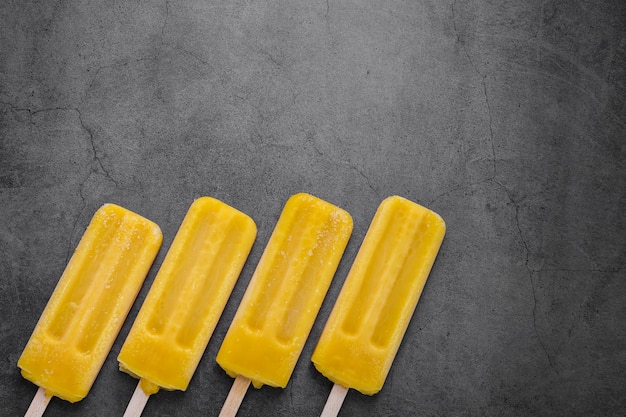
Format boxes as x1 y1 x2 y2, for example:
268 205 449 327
320 383 349 417
24 386 51 417
218 375 251 417
123 382 150 417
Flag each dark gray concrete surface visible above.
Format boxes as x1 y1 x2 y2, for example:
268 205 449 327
2 0 625 416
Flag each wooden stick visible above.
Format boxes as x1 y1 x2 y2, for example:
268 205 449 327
218 376 251 417
319 383 349 417
122 381 151 417
24 386 51 417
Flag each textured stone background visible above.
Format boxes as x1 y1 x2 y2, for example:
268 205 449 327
1 0 625 416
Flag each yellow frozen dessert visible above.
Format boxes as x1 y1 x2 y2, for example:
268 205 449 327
312 196 445 416
18 204 162 414
118 197 256 416
216 193 352 417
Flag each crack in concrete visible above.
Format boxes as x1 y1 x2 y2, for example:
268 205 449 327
452 0 553 369
506 183 554 368
427 178 492 205
66 105 120 263
483 80 496 178
0 101 29 113
305 134 380 198
5 103 120 189
81 57 154 104
67 172 87 264
1 102 75 116
350 162 379 198
74 108 118 188
1 101 118 262
161 0 170 45
178 47 211 68
451 0 496 179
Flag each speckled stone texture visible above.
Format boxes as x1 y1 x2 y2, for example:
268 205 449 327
1 0 625 416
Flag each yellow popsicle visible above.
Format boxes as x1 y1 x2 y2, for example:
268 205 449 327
118 197 256 401
216 193 352 416
312 196 445 403
18 204 163 405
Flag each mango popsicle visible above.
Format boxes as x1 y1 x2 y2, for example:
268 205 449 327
216 193 352 417
118 197 256 417
312 196 445 416
18 204 162 415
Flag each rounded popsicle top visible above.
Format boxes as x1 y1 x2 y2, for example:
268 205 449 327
286 192 353 230
97 203 163 245
190 196 257 237
379 195 446 233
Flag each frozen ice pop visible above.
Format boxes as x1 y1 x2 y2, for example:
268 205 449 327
18 204 162 416
311 196 445 416
216 193 352 417
118 197 256 417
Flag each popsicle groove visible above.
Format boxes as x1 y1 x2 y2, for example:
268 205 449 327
370 212 430 348
46 214 123 340
276 209 335 343
175 216 240 348
146 207 220 336
341 206 408 335
77 219 148 353
246 204 308 332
